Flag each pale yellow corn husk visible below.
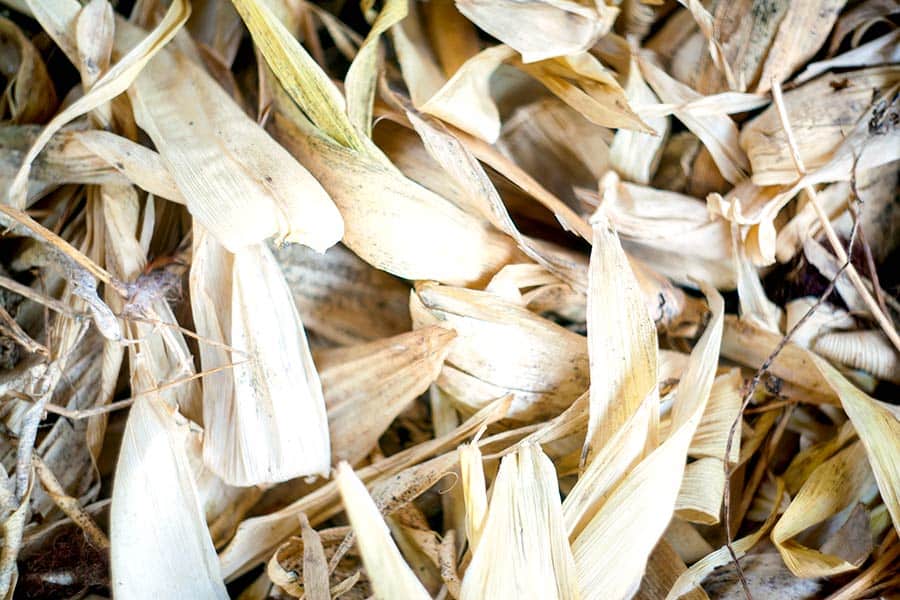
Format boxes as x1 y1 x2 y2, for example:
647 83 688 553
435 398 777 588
410 282 588 421
455 0 616 63
638 52 749 184
111 391 228 599
74 129 180 201
783 420 856 495
271 111 516 286
417 45 516 143
126 37 343 253
593 173 735 289
732 223 782 332
673 457 725 525
610 57 669 185
783 296 855 349
687 369 742 463
272 242 410 346
458 442 488 553
335 462 431 600
236 0 517 285
460 444 579 600
721 315 836 400
190 227 330 485
343 0 405 135
317 326 456 465
583 209 658 464
518 53 652 133
813 330 900 384
755 0 847 93
771 441 875 577
740 66 900 185
813 356 900 532
570 285 723 600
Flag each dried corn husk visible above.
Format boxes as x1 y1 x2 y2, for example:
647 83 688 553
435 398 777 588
517 53 651 133
272 243 410 346
755 0 847 93
667 477 786 599
499 97 611 204
569 285 723 599
741 67 900 185
771 441 875 577
190 226 330 485
0 17 57 123
411 282 588 421
583 209 658 463
335 463 431 600
590 173 735 289
455 0 617 63
814 330 900 384
638 53 749 184
814 356 900 532
219 397 510 579
4 0 187 211
317 326 456 465
126 32 343 253
459 444 579 600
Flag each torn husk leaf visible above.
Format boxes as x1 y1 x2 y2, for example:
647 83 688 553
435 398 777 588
191 226 331 485
460 443 579 600
336 462 431 600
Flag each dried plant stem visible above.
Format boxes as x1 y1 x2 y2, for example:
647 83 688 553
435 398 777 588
44 361 247 420
0 275 79 317
32 455 109 549
0 204 126 296
770 79 900 353
0 304 48 357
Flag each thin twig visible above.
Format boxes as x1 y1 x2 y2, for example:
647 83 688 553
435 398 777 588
32 456 109 550
44 360 247 420
0 275 80 317
0 203 126 296
0 304 49 357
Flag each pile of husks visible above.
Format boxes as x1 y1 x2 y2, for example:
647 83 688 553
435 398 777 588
0 0 898 598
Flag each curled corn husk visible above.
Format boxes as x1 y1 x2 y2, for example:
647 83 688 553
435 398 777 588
813 330 900 384
771 441 875 577
813 356 900 533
